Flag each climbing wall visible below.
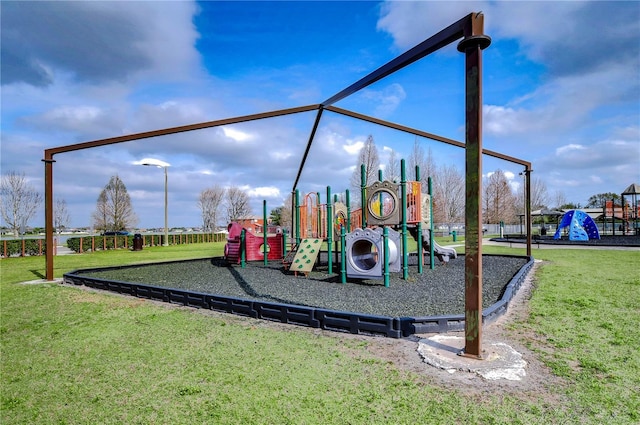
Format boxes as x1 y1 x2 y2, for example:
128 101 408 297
289 238 323 275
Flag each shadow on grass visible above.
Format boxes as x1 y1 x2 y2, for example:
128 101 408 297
29 269 45 280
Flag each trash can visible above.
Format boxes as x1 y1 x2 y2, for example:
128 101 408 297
452 230 457 242
133 233 143 251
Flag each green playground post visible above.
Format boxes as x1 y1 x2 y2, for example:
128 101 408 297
340 223 346 284
327 186 333 274
263 200 268 265
361 164 367 229
378 169 384 216
428 176 435 270
383 226 390 287
283 228 287 257
400 159 408 279
416 165 423 274
346 189 351 232
240 228 246 269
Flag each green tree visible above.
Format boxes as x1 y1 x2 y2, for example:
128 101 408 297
586 192 620 208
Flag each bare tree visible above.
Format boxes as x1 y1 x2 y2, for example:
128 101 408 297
91 190 109 232
0 171 42 236
551 190 568 210
198 185 225 231
276 192 293 232
433 164 465 228
54 198 71 233
91 175 137 232
483 170 517 224
385 148 400 183
408 138 436 185
349 135 380 205
530 177 549 210
225 186 252 223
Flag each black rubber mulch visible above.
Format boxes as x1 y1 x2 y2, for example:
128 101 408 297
80 254 529 318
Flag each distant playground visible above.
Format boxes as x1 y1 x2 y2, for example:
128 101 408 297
491 182 640 246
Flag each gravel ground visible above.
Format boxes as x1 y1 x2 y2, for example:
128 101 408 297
80 254 529 318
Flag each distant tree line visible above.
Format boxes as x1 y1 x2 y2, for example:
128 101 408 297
0 159 632 236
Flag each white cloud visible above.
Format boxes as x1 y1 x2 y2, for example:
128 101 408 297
248 186 281 198
1 1 201 86
358 83 407 117
555 144 586 156
222 127 253 142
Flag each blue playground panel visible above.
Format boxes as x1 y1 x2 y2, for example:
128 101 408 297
554 210 600 241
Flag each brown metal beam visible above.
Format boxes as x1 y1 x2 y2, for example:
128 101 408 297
43 156 55 280
524 167 533 257
321 13 475 107
43 104 321 281
292 107 324 191
458 13 491 359
324 106 531 167
45 105 321 157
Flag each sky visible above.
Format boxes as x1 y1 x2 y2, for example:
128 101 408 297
1 0 639 230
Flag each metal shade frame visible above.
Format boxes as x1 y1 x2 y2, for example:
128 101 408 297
43 13 533 357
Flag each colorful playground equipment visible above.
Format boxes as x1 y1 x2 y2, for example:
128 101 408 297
224 159 457 286
345 227 402 279
224 221 284 264
553 209 600 241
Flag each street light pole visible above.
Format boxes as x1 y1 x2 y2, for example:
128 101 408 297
163 165 168 246
137 158 170 247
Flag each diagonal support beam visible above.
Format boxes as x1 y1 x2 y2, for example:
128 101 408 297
321 13 475 107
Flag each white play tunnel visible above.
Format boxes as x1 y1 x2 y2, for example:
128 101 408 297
345 227 401 279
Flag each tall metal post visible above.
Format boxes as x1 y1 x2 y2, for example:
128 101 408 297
361 164 367 229
524 168 532 257
241 229 246 269
383 226 390 287
346 189 351 233
400 159 408 280
163 166 169 246
326 186 333 274
416 165 423 273
457 14 491 359
43 157 55 280
428 176 435 270
263 200 268 265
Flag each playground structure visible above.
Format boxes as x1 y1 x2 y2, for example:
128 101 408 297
554 210 600 241
224 160 458 285
602 183 640 235
224 222 284 264
45 13 535 355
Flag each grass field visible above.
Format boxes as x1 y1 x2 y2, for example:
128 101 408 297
1 242 639 424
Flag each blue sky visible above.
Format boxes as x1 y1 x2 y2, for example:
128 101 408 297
1 1 639 230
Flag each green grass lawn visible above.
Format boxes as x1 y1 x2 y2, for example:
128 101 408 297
2 243 639 424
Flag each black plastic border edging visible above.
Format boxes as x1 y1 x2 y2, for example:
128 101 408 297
63 255 535 339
